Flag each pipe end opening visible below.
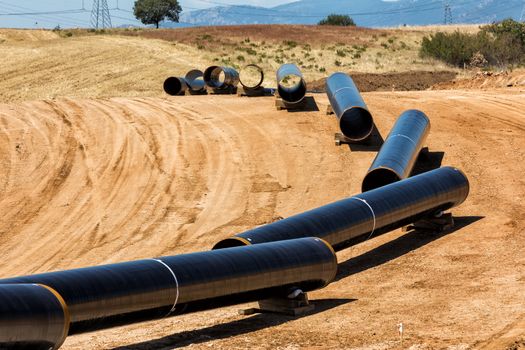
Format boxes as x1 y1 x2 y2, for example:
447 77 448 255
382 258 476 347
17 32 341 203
362 168 402 192
340 107 374 141
212 237 251 250
163 77 185 96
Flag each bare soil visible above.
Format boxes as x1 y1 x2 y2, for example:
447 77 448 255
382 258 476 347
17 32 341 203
0 89 524 349
310 70 457 92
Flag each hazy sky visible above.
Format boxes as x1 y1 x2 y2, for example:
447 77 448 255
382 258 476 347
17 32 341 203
0 0 297 28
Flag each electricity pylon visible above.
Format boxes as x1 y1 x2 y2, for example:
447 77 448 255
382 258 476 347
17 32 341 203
91 0 112 29
443 1 453 25
520 1 525 22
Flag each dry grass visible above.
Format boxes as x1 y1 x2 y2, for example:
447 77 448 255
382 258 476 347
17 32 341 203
0 31 208 102
0 25 468 103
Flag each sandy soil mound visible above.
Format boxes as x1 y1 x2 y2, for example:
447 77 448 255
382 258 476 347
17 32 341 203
0 90 524 349
432 70 525 90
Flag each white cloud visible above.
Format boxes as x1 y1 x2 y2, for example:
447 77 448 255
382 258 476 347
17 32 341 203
181 0 297 10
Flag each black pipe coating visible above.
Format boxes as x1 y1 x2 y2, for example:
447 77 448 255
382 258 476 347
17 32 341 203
185 69 206 93
213 167 469 251
0 238 336 335
326 72 374 142
163 77 188 96
0 284 69 350
276 63 307 104
362 109 431 192
204 66 240 89
240 64 265 90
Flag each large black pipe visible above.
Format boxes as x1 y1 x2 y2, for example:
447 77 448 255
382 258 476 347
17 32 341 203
362 109 431 192
326 72 374 142
163 77 188 96
240 64 265 90
213 167 469 251
0 238 336 335
276 63 307 104
203 66 239 90
185 69 206 93
0 284 69 350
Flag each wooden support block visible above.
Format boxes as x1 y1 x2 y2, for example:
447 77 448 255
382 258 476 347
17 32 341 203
275 96 307 111
402 213 455 233
208 86 238 95
326 104 334 115
238 292 314 316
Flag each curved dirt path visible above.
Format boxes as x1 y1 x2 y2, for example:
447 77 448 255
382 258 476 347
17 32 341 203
0 91 524 349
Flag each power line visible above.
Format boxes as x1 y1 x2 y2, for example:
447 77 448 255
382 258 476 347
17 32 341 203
0 1 90 27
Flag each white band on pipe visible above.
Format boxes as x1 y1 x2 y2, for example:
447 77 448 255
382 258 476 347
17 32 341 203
332 86 355 98
390 134 417 147
151 259 179 315
352 197 376 239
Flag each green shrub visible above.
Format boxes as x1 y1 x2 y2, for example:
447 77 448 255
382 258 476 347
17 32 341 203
319 14 356 26
420 19 525 67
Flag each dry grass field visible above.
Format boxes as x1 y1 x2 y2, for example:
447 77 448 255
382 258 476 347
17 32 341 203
0 26 524 350
0 25 463 104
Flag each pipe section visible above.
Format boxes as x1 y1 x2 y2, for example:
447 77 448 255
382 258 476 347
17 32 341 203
326 72 374 141
0 238 336 334
276 63 307 104
163 77 188 96
362 109 431 192
185 69 206 93
204 66 239 90
214 167 469 251
0 284 69 350
240 64 265 90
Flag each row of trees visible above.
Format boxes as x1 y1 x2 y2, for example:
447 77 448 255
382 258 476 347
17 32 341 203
133 0 356 28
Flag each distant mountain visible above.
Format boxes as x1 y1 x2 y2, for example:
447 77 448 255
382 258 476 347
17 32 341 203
178 0 524 27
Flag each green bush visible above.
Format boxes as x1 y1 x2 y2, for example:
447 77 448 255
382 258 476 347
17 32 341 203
318 14 356 27
420 19 525 68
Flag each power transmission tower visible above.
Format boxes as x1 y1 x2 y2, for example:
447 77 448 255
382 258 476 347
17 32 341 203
520 1 525 22
91 0 112 29
443 0 452 25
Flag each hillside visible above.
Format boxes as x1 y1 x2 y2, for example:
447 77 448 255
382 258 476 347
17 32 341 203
0 26 466 103
179 0 525 27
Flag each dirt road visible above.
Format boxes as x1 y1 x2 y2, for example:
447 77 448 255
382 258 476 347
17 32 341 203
0 90 524 349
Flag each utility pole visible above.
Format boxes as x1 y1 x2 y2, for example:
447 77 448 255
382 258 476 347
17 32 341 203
91 0 112 29
443 0 452 25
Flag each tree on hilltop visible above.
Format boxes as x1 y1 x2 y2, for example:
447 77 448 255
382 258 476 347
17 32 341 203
134 0 182 29
318 14 356 26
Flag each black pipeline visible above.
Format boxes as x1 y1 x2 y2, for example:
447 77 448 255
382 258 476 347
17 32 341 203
276 63 307 104
214 167 469 251
185 69 207 94
326 72 374 142
0 284 69 350
240 64 265 91
0 238 336 337
204 66 239 90
163 76 188 96
362 109 431 192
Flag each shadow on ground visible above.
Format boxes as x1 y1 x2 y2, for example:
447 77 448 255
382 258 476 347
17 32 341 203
345 124 385 152
411 148 445 175
335 216 485 281
111 298 355 350
286 96 320 113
